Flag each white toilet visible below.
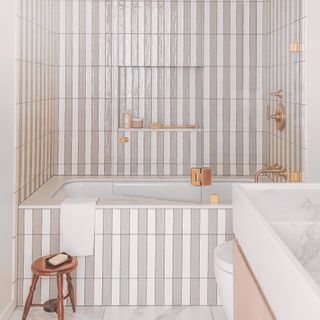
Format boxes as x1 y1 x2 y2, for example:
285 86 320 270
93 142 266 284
214 241 234 320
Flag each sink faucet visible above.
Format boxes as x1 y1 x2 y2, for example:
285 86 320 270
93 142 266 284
255 164 287 183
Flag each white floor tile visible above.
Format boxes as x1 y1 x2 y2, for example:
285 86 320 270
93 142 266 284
11 306 216 320
11 307 105 320
103 306 214 320
211 306 228 320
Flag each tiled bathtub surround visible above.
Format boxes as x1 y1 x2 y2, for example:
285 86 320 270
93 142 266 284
266 0 305 176
54 0 269 177
17 207 233 306
16 0 56 203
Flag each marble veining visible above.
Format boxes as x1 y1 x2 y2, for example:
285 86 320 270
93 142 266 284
247 186 320 286
233 184 320 320
249 188 320 221
11 307 227 320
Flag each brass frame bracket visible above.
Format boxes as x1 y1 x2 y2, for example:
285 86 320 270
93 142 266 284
191 167 212 186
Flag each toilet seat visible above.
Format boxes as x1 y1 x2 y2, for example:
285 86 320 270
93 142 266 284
214 241 233 274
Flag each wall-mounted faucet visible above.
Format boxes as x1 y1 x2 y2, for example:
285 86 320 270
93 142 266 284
255 165 303 183
255 164 287 183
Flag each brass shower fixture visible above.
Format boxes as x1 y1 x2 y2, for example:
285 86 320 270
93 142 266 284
270 89 284 99
118 136 129 144
255 164 302 183
268 103 286 131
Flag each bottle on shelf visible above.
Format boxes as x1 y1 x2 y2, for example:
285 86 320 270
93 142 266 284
123 111 132 129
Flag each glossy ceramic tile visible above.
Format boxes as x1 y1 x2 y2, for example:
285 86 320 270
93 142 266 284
53 0 268 177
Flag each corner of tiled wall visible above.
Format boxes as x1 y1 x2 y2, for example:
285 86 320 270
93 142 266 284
16 0 56 204
267 0 305 180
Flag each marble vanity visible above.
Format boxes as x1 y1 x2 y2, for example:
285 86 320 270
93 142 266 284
233 184 320 320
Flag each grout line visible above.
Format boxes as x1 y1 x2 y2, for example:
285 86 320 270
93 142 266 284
101 306 107 320
210 306 215 320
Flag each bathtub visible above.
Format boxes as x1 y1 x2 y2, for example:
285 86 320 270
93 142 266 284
17 175 257 307
20 176 256 207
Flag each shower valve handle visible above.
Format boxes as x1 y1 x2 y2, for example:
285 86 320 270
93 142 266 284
270 89 284 99
268 112 283 121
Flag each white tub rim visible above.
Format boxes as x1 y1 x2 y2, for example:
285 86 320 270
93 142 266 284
19 175 255 209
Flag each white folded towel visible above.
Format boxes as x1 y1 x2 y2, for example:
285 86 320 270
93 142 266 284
60 198 97 256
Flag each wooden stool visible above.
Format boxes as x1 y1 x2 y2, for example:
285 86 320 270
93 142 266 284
22 255 78 320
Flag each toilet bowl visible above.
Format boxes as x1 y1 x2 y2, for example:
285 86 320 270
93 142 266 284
214 241 234 320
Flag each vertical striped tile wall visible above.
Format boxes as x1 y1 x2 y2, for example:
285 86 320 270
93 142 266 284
17 207 233 306
54 0 269 177
16 0 56 204
15 0 56 303
266 0 305 177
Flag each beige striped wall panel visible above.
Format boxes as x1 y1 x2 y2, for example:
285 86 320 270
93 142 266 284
53 0 269 177
266 0 305 177
16 0 56 204
17 207 234 306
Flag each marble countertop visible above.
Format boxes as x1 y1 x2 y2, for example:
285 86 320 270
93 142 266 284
244 185 320 286
233 183 320 320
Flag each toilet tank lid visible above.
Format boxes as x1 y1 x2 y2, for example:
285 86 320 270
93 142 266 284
214 241 233 273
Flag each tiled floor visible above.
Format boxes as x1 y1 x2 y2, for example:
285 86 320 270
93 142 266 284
11 306 227 320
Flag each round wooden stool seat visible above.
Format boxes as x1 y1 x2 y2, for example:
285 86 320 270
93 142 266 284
32 255 78 276
22 254 78 320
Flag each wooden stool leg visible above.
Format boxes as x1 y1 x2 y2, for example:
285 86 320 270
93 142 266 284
22 274 39 320
67 273 76 312
57 273 64 320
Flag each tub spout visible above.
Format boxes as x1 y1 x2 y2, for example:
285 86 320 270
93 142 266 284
255 164 287 183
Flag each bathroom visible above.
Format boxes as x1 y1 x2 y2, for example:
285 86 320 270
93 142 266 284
1 0 320 319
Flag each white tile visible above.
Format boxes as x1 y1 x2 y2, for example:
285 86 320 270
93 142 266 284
103 306 213 320
129 278 138 306
94 279 103 306
24 210 33 234
182 278 190 306
42 210 50 234
112 279 120 306
211 306 227 320
95 210 104 234
147 209 156 234
112 235 120 278
11 307 105 320
165 235 173 278
94 235 103 278
182 234 190 278
130 234 138 278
